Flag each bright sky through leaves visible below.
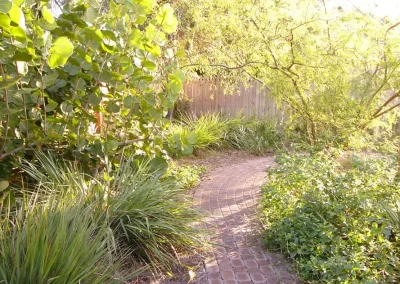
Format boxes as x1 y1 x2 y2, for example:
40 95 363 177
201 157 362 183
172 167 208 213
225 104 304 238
330 0 400 19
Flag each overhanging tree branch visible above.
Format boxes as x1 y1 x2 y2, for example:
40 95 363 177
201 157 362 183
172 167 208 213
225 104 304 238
372 90 400 118
373 102 400 119
181 62 259 70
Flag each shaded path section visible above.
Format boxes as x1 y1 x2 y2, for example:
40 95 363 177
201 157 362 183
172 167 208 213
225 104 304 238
193 156 297 284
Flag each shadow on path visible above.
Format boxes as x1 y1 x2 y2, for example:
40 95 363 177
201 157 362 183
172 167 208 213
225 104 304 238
193 156 298 284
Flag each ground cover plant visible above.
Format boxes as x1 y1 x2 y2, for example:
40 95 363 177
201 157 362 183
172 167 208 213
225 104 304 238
165 163 207 189
262 152 400 283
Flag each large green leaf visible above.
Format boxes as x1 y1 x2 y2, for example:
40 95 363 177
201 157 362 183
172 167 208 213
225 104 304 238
142 60 157 70
156 4 178 34
0 76 19 89
0 180 9 191
8 3 24 27
106 102 120 113
0 12 10 30
11 51 32 61
39 6 57 30
8 25 26 44
128 29 142 47
81 27 103 44
43 73 59 87
42 6 54 23
47 37 74 68
0 0 12 14
45 98 58 112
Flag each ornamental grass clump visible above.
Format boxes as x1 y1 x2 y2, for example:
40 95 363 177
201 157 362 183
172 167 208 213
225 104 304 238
0 196 127 284
107 157 204 271
10 152 204 274
224 118 282 155
166 113 228 155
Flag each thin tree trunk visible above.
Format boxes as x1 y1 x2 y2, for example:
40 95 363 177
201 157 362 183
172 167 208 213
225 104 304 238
397 144 400 179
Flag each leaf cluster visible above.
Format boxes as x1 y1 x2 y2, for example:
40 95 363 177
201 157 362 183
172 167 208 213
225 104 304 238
0 0 182 174
262 152 400 282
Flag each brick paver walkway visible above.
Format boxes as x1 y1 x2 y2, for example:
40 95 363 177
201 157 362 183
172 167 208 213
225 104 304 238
193 156 298 284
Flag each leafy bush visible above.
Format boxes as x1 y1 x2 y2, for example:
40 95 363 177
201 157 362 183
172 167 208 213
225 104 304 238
224 118 282 155
165 164 208 189
0 0 183 177
0 196 128 284
262 153 400 283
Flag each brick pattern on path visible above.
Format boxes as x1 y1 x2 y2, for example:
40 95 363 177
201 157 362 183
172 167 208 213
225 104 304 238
193 156 298 284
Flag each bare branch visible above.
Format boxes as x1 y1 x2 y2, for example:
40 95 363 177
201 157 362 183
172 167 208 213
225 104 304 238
372 90 400 118
0 142 38 161
386 22 400 37
373 102 400 119
181 62 259 70
0 62 9 159
117 138 153 147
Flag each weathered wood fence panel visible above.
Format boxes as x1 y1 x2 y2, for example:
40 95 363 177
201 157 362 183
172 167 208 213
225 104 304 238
183 79 400 136
183 79 287 123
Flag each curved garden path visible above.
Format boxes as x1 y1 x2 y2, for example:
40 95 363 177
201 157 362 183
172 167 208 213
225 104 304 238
193 156 298 284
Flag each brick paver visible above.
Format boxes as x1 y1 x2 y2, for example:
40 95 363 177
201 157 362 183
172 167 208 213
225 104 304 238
194 156 298 284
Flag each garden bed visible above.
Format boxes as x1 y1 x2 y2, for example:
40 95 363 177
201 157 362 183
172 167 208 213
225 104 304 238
262 152 400 283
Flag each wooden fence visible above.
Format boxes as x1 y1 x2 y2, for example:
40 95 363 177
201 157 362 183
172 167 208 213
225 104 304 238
182 79 400 135
182 79 287 123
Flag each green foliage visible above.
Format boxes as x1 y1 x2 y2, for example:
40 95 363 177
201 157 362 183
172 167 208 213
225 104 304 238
224 118 282 155
166 113 228 155
262 153 400 283
381 201 400 232
0 197 128 284
108 158 204 270
165 164 207 189
176 0 400 146
0 0 183 174
16 152 204 272
166 114 283 156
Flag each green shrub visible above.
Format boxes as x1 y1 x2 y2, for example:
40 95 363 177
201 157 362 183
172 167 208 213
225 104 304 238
224 118 282 155
0 0 183 178
166 113 228 155
165 164 208 189
108 158 204 271
166 114 283 156
262 153 400 283
19 153 204 272
0 197 126 284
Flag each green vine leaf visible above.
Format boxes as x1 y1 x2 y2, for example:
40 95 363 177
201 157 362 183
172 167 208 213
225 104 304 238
0 76 20 89
156 4 178 34
42 6 54 24
0 0 12 14
47 37 74 68
0 180 9 191
0 13 10 30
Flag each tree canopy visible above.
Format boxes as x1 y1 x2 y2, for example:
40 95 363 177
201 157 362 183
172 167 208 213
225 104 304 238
176 0 400 146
